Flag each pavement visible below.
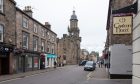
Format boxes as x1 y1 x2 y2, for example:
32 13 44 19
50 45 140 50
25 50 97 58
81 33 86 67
90 67 109 79
0 67 56 82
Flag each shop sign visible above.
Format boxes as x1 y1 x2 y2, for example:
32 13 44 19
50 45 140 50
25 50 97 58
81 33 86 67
0 46 11 53
113 16 132 34
47 54 57 58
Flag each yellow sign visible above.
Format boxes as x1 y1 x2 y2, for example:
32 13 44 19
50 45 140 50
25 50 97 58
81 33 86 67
113 16 132 34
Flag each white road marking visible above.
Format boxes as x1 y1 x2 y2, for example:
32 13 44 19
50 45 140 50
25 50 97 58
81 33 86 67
0 78 22 83
86 72 94 80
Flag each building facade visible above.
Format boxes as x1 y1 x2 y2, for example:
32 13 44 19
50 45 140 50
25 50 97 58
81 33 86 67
57 10 81 65
0 0 16 75
105 0 135 79
80 49 89 62
15 6 57 72
0 0 57 75
133 0 140 84
89 51 98 62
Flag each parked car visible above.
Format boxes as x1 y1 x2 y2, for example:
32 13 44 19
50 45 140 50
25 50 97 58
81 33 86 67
84 61 96 71
79 60 87 66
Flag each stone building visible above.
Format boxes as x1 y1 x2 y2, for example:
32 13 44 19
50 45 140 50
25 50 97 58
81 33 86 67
89 51 98 62
80 49 89 61
105 0 136 78
0 0 16 75
0 0 57 75
15 6 57 72
57 10 81 65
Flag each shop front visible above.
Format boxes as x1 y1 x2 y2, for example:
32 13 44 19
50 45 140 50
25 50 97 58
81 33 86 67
40 54 57 69
0 43 14 75
47 54 57 67
15 49 40 73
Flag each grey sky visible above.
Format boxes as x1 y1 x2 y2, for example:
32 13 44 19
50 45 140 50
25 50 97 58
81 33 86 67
15 0 109 54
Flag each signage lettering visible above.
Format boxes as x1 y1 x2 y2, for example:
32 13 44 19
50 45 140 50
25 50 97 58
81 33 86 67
113 16 132 34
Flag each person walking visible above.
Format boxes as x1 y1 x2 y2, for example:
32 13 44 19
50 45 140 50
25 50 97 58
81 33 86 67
54 61 57 68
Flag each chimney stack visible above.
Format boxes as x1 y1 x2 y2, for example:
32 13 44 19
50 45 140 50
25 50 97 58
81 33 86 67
23 6 33 17
45 22 51 30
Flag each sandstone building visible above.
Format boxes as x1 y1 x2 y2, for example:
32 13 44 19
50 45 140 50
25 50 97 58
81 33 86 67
105 0 136 79
57 10 81 65
0 0 57 75
0 0 16 75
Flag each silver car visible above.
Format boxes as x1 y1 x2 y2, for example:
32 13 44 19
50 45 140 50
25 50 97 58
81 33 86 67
84 61 96 71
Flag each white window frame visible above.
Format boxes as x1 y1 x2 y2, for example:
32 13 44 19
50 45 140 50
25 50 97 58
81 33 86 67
33 24 38 33
22 17 28 28
23 32 29 49
41 41 45 52
41 28 45 37
0 24 3 42
33 36 38 51
47 32 50 40
0 0 3 13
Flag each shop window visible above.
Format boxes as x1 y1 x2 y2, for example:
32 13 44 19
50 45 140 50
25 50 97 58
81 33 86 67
22 17 28 28
27 57 32 68
0 24 3 42
34 57 38 68
22 32 29 49
0 0 3 13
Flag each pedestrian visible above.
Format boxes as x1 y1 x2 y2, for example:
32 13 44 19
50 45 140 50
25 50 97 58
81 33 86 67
54 61 57 68
98 61 102 68
101 61 103 68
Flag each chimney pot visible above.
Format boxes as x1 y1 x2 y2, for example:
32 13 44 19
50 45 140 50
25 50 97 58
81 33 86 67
24 6 33 17
45 22 51 29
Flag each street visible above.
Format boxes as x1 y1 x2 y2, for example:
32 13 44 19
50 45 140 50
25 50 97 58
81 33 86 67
0 65 132 84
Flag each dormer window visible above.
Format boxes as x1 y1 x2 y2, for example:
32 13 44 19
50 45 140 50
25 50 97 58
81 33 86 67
0 0 3 13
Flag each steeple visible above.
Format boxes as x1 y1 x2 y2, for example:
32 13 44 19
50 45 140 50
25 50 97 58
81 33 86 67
69 10 79 37
70 10 78 20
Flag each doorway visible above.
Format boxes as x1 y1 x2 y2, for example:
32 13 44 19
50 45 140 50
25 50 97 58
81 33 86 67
0 54 10 75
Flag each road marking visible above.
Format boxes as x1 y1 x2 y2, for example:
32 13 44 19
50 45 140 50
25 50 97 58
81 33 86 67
86 72 94 80
0 78 22 84
0 72 48 83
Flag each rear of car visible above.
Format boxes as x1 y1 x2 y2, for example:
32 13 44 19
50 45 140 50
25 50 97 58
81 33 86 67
79 60 87 66
84 61 96 71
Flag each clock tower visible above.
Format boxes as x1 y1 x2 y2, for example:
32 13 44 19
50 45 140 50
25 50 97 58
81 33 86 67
68 10 80 37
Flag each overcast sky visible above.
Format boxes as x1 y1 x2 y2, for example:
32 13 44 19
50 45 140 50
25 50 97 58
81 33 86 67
15 0 109 54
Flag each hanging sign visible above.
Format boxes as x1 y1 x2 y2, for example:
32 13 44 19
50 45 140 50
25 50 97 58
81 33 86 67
113 16 132 34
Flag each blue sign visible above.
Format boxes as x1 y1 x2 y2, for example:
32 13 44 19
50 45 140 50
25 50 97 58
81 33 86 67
47 54 57 58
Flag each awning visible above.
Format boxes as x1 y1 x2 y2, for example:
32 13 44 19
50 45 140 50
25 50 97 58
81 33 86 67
47 54 57 58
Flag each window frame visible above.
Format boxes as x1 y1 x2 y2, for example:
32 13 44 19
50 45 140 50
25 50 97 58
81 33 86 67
33 36 38 51
41 40 45 52
33 23 38 33
41 28 45 37
22 17 29 28
0 0 3 13
22 32 29 49
0 24 4 42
